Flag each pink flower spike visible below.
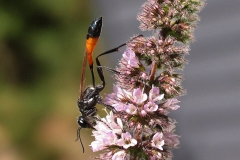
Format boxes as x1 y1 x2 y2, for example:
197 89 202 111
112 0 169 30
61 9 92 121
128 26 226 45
117 132 137 149
112 150 126 160
144 101 158 112
151 132 164 150
89 0 204 158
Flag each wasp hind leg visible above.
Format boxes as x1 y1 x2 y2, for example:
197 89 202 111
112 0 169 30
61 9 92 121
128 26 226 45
95 34 143 82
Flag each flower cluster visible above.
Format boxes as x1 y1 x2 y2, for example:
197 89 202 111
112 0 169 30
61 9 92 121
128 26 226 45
91 112 137 152
91 0 204 159
116 44 186 98
138 0 204 42
92 86 180 159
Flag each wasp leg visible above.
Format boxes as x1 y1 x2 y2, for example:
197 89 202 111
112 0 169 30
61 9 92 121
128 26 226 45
95 43 127 89
98 101 117 113
94 35 143 112
97 65 120 75
95 34 143 85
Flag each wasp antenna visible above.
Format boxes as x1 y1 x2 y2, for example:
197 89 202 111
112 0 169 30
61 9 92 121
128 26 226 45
76 127 85 153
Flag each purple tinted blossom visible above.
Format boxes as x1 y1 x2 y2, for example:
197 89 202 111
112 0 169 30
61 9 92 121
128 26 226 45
122 49 139 68
149 86 164 103
125 104 138 115
105 86 150 113
91 130 117 152
104 85 129 111
144 101 158 112
140 109 147 117
91 112 124 152
112 85 131 99
93 120 112 135
102 112 123 134
151 132 164 150
115 118 123 132
162 98 180 110
114 103 127 112
117 132 137 149
132 88 147 105
112 150 126 160
163 132 180 148
91 141 105 152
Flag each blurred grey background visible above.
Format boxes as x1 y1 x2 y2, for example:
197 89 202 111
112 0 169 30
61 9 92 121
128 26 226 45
90 0 240 160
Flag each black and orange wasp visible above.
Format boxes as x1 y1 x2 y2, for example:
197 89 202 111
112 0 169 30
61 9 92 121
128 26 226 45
75 17 141 152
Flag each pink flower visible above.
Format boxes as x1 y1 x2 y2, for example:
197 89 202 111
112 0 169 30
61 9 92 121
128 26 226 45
144 101 158 112
102 112 123 135
162 98 180 110
112 150 127 160
140 109 147 117
91 128 118 152
114 103 127 112
125 104 138 115
91 112 124 152
122 49 139 68
91 141 107 152
104 85 130 111
91 130 117 151
163 132 180 148
105 86 150 113
151 132 164 150
93 119 111 133
132 88 147 105
117 132 137 149
149 86 164 103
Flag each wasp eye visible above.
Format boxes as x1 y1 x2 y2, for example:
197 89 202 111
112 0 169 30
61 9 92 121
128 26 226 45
78 116 88 128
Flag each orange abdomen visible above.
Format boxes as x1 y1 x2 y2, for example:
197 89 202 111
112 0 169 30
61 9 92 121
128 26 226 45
86 37 99 67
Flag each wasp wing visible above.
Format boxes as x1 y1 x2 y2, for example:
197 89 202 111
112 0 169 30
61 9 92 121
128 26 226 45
79 50 88 99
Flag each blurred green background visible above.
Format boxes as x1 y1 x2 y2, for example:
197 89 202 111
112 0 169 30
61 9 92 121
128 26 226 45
0 0 107 159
